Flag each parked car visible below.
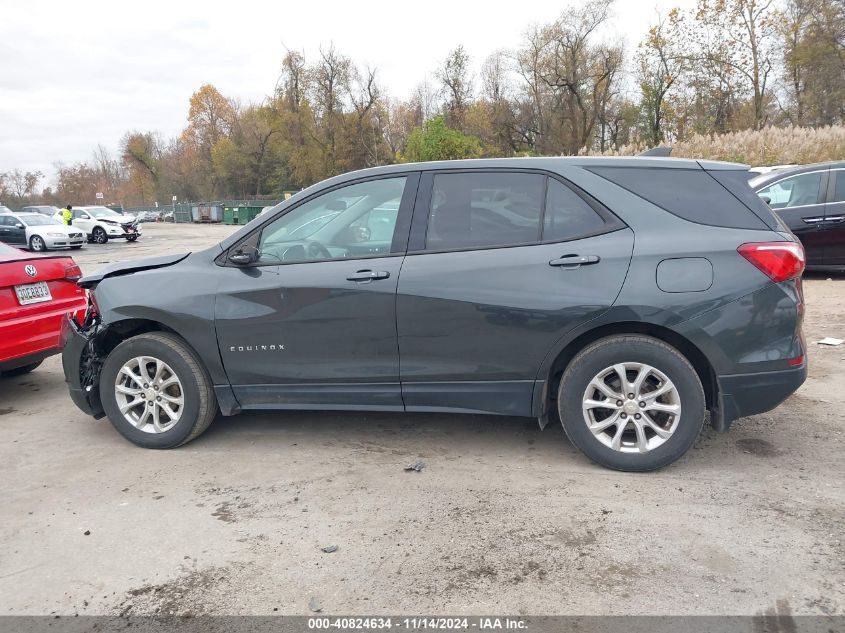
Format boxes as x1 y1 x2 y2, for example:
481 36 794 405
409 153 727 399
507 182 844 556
0 205 12 214
54 206 140 244
136 211 161 223
1 242 87 376
22 205 62 217
750 161 845 269
62 157 806 471
0 212 85 251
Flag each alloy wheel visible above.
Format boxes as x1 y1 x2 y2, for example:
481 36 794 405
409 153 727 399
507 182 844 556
31 236 45 251
581 362 682 453
114 356 184 433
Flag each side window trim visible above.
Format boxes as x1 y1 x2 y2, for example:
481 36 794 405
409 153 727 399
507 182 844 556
221 172 420 267
407 168 626 255
826 168 845 204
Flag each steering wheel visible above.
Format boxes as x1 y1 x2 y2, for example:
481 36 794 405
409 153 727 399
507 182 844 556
306 241 332 260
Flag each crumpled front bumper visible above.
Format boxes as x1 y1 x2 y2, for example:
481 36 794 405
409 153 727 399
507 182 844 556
60 312 106 419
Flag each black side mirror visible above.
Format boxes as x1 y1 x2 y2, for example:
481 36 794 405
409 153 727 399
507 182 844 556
229 251 254 265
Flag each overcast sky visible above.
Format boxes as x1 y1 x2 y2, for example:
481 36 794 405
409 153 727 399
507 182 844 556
0 0 697 185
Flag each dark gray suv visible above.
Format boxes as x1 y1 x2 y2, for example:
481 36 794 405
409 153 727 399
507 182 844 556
61 157 807 471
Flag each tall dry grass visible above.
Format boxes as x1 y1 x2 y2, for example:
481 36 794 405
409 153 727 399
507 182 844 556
588 125 845 165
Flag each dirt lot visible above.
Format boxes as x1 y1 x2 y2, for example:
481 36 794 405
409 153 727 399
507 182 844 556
0 222 843 617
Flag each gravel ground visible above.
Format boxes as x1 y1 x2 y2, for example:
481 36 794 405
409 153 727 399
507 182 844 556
0 223 842 617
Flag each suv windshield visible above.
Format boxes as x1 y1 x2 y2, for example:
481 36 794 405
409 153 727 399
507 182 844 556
19 214 61 226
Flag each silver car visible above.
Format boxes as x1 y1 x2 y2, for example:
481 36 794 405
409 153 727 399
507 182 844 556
0 212 84 251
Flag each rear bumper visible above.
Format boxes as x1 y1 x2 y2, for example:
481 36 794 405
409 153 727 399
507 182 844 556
60 313 105 419
718 363 807 422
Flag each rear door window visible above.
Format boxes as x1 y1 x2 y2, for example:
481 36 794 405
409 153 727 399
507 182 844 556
543 179 608 241
425 172 544 249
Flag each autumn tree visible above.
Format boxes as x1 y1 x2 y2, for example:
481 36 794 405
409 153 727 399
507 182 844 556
438 46 474 131
636 10 688 145
534 0 625 154
685 0 780 130
402 115 482 162
781 0 845 126
0 169 43 203
181 84 236 197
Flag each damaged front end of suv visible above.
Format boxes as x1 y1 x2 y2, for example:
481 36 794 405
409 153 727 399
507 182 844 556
61 304 108 419
60 253 192 419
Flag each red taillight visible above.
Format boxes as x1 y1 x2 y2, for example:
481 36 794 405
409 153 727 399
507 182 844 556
788 355 804 367
737 242 805 282
64 263 82 281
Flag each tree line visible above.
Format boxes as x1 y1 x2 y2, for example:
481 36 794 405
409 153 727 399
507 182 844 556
2 0 843 208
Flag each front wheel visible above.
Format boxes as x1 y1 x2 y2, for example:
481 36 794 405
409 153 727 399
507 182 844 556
92 227 108 244
557 335 705 472
29 235 47 252
99 332 217 448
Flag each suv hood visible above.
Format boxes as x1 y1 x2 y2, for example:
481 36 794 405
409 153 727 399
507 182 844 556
78 253 189 289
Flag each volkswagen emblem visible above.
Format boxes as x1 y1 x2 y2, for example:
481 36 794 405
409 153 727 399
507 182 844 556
24 264 37 278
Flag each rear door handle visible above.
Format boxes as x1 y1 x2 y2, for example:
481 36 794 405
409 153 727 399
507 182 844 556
823 215 844 223
347 270 390 282
549 254 601 268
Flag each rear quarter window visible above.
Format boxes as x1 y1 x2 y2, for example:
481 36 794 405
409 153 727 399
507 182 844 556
588 167 769 230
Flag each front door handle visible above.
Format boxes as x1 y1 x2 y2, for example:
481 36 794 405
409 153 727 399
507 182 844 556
347 270 390 282
802 217 825 224
549 254 601 268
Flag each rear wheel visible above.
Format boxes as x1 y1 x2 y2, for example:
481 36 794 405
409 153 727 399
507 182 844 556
29 235 46 252
1 361 42 377
92 227 108 244
99 332 217 448
557 335 705 472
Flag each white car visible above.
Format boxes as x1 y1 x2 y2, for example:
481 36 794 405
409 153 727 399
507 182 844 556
53 206 141 244
0 212 84 251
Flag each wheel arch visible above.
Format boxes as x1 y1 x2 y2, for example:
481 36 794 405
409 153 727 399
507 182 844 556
91 316 240 416
536 320 717 421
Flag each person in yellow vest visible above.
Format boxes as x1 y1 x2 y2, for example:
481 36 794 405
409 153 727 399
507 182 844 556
62 205 73 225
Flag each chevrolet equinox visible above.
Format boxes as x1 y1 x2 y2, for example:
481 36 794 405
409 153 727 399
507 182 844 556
62 157 807 471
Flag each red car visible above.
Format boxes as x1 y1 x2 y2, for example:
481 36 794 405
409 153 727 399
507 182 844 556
0 242 88 376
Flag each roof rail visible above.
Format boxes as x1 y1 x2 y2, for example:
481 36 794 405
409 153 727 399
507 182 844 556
639 147 673 157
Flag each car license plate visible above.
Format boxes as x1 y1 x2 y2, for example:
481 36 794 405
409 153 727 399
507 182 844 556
15 282 52 305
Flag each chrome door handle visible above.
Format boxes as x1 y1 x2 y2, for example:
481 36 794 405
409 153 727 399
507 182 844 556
823 215 845 223
802 217 825 223
549 254 601 268
347 270 390 282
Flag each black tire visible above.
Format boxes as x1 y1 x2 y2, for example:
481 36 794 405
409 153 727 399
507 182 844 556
1 361 42 377
126 235 139 242
557 335 705 472
99 332 217 448
29 235 47 252
92 227 108 244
